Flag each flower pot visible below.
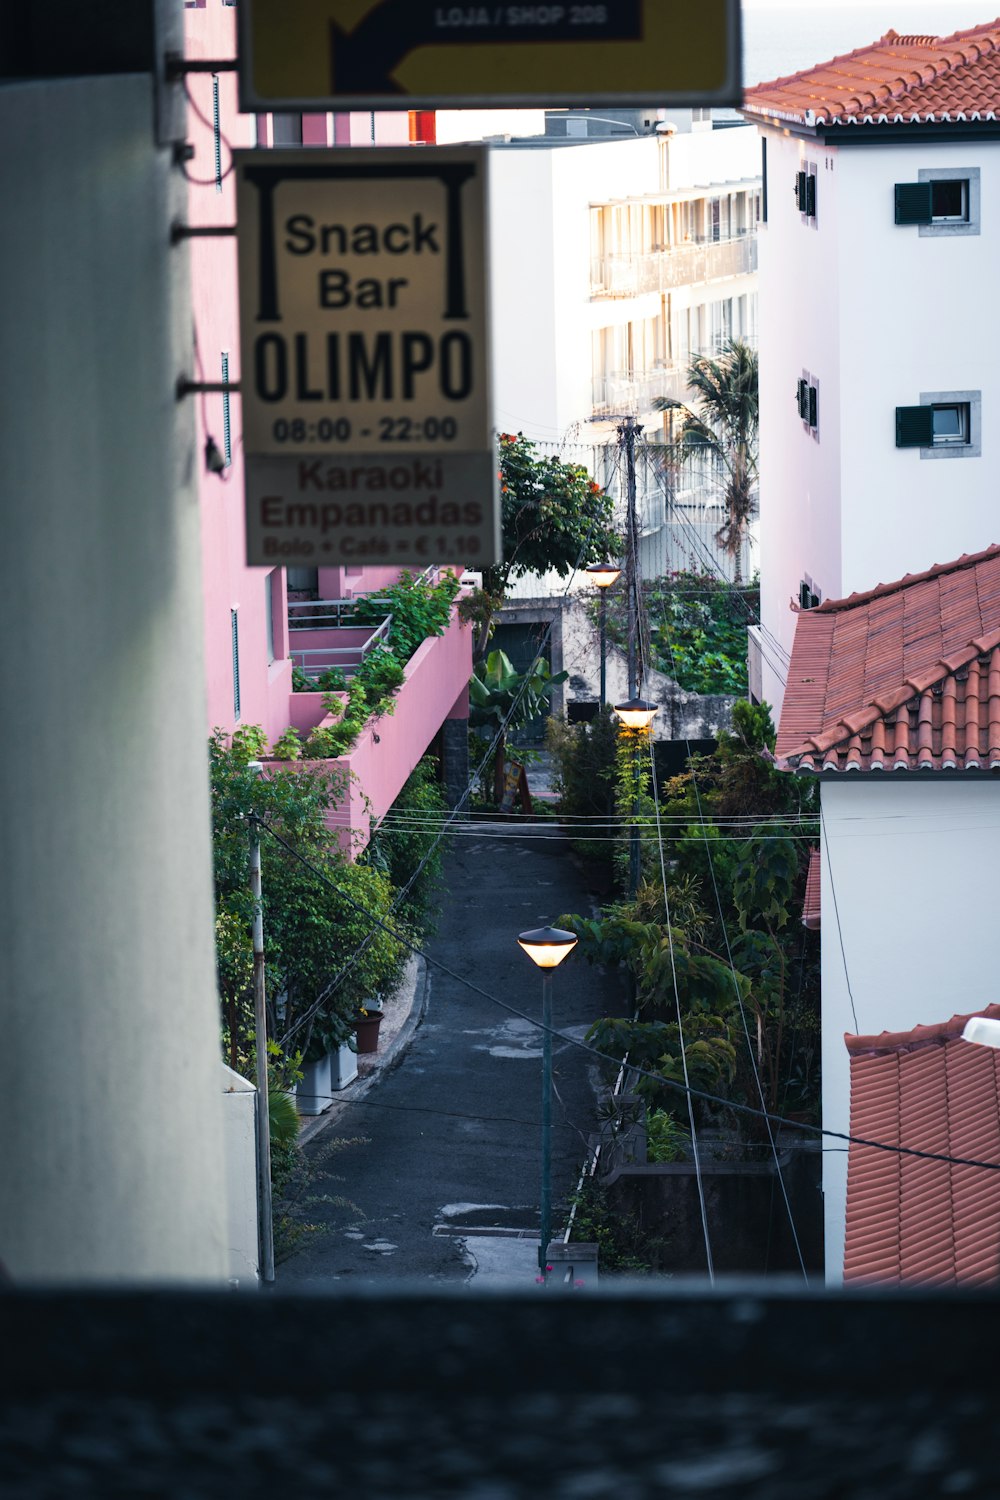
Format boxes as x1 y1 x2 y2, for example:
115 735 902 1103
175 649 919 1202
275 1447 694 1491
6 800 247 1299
297 1053 331 1115
353 1011 383 1054
328 1042 358 1090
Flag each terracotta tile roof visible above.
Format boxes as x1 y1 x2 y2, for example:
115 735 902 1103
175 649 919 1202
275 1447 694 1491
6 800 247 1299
802 848 820 930
844 1005 1000 1286
775 543 1000 772
742 20 1000 126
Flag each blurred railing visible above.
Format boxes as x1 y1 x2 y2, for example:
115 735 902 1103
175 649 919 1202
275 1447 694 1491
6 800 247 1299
591 234 757 298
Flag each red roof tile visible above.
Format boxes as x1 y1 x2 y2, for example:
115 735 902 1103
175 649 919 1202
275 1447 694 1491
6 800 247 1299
802 847 821 930
776 544 1000 772
742 20 1000 126
844 1005 1000 1286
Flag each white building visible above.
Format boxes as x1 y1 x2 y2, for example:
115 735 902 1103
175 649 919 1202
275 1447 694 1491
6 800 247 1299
742 21 1000 715
487 122 760 575
775 543 1000 1283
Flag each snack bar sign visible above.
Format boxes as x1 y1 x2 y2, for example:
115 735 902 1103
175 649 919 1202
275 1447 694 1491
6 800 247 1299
236 146 498 567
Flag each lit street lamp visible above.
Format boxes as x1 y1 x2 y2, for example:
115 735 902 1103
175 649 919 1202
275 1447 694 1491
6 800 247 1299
613 698 659 895
517 924 578 1277
585 562 621 707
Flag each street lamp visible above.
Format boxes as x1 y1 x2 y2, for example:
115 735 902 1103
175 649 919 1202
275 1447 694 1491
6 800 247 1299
517 924 578 1277
585 562 621 708
962 1017 1000 1048
613 698 659 895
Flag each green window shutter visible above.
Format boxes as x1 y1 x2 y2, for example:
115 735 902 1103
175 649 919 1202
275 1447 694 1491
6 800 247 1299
808 385 818 426
894 183 932 224
796 171 807 210
805 175 816 216
797 378 807 417
896 405 934 447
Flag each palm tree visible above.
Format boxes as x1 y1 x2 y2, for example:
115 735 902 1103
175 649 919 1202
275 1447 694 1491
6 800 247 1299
655 337 758 583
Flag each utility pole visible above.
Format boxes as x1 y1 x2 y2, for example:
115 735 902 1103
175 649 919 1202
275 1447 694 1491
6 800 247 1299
248 808 275 1285
617 416 643 698
618 416 644 897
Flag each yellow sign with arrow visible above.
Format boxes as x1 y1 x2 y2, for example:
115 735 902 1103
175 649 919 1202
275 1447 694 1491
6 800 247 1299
239 0 741 111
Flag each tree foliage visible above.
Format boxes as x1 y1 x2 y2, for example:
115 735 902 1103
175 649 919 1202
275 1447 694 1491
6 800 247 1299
640 570 759 695
210 728 405 1070
460 433 620 657
469 647 567 801
559 702 821 1132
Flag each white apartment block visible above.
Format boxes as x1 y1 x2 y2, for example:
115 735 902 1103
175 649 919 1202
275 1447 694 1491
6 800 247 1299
488 123 760 574
743 22 1000 715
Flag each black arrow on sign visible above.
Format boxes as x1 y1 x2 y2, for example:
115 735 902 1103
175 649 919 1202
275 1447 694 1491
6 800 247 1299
331 0 644 96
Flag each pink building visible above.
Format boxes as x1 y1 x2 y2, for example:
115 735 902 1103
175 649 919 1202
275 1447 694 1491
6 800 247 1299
183 4 468 841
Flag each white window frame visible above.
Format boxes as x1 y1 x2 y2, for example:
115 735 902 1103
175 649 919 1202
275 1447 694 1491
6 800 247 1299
918 167 980 238
919 389 981 460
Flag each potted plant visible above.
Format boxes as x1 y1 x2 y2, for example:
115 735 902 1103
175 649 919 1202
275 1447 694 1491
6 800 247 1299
353 1003 384 1054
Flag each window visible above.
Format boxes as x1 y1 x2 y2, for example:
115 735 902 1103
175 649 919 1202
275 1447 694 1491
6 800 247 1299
894 168 980 236
797 376 819 433
795 167 816 218
895 390 981 458
231 609 241 720
265 572 276 665
761 139 768 223
799 579 821 610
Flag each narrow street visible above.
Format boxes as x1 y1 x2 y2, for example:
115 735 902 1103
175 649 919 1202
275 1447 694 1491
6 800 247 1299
279 823 624 1287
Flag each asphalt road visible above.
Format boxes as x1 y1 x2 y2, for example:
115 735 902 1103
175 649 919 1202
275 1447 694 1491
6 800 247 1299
279 824 624 1286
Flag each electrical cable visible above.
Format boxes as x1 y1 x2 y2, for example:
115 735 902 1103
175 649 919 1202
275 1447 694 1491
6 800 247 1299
821 802 860 1033
645 729 716 1282
256 815 1000 1177
681 732 809 1281
632 533 809 1278
277 469 617 1047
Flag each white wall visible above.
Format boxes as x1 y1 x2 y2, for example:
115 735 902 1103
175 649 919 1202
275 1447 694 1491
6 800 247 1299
756 125 1000 714
0 77 228 1282
757 128 843 714
221 1067 259 1287
838 138 1000 585
820 777 1000 1281
490 129 761 445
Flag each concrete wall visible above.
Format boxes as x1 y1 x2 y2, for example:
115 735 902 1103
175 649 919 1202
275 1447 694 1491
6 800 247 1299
756 127 843 715
0 75 228 1281
220 1066 259 1287
819 777 1000 1282
186 4 292 745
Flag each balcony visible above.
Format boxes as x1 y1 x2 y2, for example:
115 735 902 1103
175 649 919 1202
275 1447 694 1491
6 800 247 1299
287 597 392 686
591 365 691 417
591 234 757 299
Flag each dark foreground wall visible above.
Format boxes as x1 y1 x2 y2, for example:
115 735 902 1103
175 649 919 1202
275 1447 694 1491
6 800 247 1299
2 1287 998 1496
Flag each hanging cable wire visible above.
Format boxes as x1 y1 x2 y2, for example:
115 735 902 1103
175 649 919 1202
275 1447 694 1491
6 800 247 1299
821 803 860 1034
256 816 1000 1177
645 730 716 1283
277 469 618 1048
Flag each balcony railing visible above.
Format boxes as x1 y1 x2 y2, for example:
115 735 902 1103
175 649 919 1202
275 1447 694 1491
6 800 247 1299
591 234 757 299
287 600 392 683
591 365 691 416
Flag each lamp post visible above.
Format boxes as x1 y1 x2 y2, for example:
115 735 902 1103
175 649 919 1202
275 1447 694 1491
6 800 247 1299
613 698 659 897
517 925 578 1277
585 562 621 707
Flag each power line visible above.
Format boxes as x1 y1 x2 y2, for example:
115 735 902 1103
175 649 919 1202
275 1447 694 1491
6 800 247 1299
256 816 1000 1177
